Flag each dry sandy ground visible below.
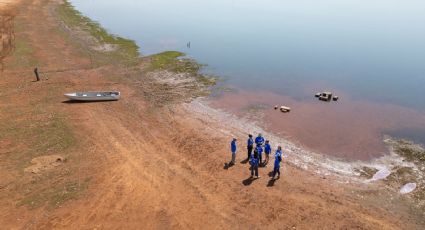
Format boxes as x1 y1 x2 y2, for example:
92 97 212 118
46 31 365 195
0 0 423 229
0 0 19 10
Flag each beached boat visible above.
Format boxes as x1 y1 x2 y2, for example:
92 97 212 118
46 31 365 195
64 91 120 101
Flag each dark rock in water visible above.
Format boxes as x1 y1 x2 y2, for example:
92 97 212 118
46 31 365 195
316 91 338 102
280 106 291 113
319 95 331 101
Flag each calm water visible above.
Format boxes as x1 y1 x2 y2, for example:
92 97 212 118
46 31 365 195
70 0 425 159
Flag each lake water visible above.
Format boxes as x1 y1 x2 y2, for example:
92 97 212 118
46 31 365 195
70 0 425 160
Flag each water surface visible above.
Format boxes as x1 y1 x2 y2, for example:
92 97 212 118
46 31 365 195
69 0 425 159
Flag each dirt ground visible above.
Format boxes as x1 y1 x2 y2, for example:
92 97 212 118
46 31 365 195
0 0 424 229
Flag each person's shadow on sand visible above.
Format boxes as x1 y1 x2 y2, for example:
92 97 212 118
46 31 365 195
267 178 278 187
223 162 235 170
242 177 258 186
267 171 279 187
240 158 249 164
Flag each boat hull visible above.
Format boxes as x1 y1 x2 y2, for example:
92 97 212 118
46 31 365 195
64 91 120 101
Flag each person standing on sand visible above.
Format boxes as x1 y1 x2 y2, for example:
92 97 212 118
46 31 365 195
247 134 254 160
256 144 263 166
230 138 237 165
272 146 283 179
255 133 265 147
250 150 260 178
264 140 271 165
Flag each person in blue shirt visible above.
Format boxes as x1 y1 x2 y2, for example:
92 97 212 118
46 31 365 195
255 133 265 146
264 140 271 165
230 138 237 165
272 146 283 179
250 150 260 178
247 134 254 160
256 144 263 166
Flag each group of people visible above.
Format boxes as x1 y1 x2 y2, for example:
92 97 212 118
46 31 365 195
230 133 283 180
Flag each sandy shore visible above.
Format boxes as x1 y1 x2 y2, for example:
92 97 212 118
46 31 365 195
0 0 423 229
0 0 19 9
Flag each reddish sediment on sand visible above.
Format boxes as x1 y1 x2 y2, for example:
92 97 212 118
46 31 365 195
210 89 425 160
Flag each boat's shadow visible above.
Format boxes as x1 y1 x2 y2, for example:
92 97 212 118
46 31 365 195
62 100 118 104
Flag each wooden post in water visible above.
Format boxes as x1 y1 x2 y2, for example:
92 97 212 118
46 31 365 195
34 67 40 81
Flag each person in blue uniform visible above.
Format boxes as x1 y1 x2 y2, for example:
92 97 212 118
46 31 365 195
264 140 271 165
255 133 265 146
230 138 237 165
250 150 260 178
255 144 263 165
272 146 283 179
247 134 254 160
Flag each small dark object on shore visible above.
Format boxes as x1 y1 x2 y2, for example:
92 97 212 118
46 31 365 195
274 105 278 110
34 67 40 81
333 96 339 101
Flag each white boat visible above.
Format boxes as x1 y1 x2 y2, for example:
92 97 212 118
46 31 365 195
64 91 120 101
